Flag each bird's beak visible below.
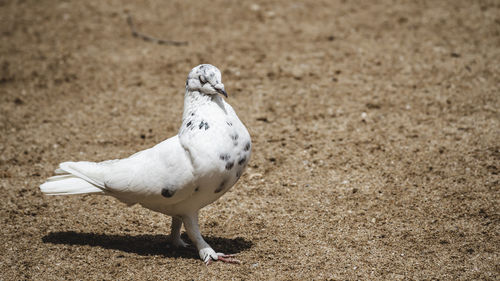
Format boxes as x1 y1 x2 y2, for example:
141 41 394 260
217 88 228 98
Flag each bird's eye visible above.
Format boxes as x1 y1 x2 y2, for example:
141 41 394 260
199 75 207 84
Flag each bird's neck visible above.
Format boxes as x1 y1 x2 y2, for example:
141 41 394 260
182 90 226 121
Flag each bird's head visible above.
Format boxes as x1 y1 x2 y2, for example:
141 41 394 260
186 64 227 97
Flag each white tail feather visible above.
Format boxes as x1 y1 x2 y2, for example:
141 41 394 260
58 161 107 188
46 174 74 182
40 176 103 195
54 168 66 174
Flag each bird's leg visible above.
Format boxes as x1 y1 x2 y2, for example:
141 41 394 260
182 212 240 265
167 216 189 248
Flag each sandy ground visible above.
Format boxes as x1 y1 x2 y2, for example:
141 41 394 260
1 0 499 280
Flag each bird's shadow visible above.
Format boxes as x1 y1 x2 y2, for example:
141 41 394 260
42 231 253 260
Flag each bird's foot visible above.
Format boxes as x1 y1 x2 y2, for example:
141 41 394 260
200 247 241 265
167 236 190 248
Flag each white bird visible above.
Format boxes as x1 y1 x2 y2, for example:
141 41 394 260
40 64 251 265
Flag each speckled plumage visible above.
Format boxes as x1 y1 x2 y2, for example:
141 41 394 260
40 64 251 265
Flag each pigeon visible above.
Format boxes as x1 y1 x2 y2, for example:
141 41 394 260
40 64 251 265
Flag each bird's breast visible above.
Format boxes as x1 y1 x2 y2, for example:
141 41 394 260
178 112 251 208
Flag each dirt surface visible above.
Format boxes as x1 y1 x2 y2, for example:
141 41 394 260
1 0 499 280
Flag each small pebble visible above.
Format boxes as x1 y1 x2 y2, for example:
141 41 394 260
249 173 262 180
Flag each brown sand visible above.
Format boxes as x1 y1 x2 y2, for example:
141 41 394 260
1 0 499 280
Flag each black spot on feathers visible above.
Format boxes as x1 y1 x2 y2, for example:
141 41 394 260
230 133 239 146
199 121 209 130
238 156 247 165
215 180 226 193
220 153 230 161
161 188 176 198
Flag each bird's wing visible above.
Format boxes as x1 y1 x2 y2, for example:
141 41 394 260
57 135 196 205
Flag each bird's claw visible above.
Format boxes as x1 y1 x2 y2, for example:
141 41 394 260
204 253 241 265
